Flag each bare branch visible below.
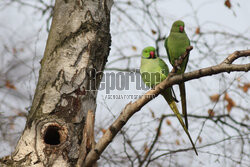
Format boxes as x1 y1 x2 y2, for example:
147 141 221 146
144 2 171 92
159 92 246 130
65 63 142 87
84 50 250 166
139 115 165 167
222 50 250 64
148 135 248 163
173 46 193 73
77 110 96 167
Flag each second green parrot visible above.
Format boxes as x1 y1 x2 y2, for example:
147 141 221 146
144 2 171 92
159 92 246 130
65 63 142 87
140 46 198 155
165 20 190 129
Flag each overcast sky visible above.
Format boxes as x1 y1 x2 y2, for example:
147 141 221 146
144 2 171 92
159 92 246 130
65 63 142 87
0 0 249 166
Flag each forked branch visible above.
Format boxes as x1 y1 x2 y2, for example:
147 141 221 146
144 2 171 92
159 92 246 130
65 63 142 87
84 49 250 167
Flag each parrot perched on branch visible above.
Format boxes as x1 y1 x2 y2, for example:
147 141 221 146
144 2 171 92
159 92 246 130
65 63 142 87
165 20 190 129
140 46 198 155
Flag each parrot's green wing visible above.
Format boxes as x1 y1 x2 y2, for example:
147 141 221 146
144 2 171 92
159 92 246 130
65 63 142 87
165 34 190 73
165 36 190 72
164 37 171 64
157 58 169 79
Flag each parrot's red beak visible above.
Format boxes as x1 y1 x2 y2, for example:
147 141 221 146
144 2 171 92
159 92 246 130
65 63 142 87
150 51 155 58
179 26 184 32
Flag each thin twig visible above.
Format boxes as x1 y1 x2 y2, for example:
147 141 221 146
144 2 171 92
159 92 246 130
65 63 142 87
139 115 165 167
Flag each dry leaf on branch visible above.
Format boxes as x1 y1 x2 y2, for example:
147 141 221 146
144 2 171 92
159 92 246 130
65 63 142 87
175 139 180 145
198 136 202 143
101 128 106 134
132 46 137 51
5 80 16 90
151 29 157 35
210 94 220 102
208 109 215 117
238 83 250 92
195 27 200 34
166 119 171 126
224 93 236 113
225 0 232 9
144 143 149 156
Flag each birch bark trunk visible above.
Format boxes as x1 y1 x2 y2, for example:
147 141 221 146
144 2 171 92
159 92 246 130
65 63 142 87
0 0 113 166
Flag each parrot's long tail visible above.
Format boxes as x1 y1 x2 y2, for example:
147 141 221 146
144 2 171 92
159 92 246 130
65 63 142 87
162 88 198 155
179 82 188 129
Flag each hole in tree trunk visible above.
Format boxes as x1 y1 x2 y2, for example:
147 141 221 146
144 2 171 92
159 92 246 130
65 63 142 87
44 125 61 145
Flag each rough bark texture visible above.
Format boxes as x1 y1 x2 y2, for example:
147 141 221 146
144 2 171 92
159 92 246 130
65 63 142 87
0 0 113 166
76 110 96 167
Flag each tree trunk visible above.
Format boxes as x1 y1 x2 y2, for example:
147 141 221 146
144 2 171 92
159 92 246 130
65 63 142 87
0 0 113 166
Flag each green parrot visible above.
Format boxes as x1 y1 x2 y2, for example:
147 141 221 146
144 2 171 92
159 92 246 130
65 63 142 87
140 46 198 155
165 20 190 129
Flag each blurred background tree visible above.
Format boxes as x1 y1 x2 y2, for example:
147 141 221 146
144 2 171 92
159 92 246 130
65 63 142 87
0 0 249 166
